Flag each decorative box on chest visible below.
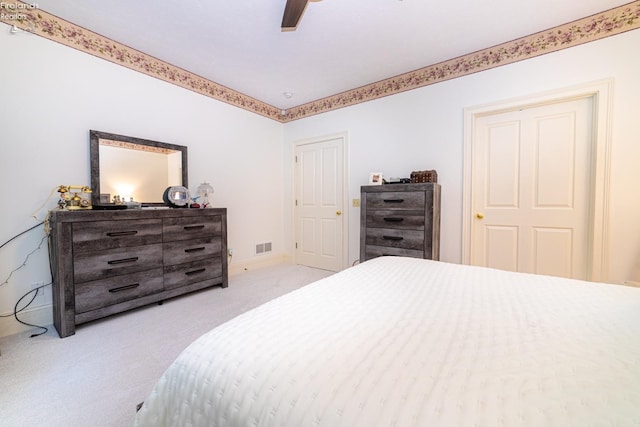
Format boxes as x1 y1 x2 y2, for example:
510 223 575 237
410 170 438 183
360 183 440 262
48 208 227 338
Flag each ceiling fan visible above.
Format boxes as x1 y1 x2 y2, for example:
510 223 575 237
281 0 321 31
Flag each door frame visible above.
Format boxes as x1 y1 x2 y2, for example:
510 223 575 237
292 132 350 271
462 79 613 282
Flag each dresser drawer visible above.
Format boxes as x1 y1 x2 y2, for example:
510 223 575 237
75 268 164 314
365 191 425 210
365 228 424 250
73 219 162 253
164 257 223 291
73 243 163 283
163 216 221 242
363 245 424 260
366 210 425 230
163 237 223 266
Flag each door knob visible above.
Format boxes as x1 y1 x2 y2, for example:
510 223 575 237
336 210 342 216
476 213 484 219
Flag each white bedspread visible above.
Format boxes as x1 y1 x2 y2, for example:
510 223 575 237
134 257 640 427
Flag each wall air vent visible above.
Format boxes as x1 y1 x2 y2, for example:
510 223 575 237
256 242 273 255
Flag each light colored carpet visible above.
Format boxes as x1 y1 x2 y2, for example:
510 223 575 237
0 263 333 427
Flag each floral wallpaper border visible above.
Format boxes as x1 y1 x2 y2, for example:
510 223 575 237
2 1 639 123
286 1 640 121
1 1 282 121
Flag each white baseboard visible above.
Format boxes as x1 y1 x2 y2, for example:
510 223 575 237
228 252 290 276
0 304 53 339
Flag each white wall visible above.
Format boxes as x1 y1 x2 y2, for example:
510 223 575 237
0 28 285 336
283 29 640 284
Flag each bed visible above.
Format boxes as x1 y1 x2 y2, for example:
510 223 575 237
134 256 640 426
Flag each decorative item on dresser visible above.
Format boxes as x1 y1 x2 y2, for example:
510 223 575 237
410 169 438 183
47 208 227 338
360 183 440 262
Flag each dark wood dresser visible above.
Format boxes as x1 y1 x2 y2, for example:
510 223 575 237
360 183 440 262
48 208 227 338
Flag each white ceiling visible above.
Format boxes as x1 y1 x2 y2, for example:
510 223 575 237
34 0 630 110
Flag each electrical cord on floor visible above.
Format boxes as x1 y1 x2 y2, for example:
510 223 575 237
0 283 51 337
1 221 51 337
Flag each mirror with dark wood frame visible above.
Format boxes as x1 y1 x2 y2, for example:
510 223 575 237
89 130 188 206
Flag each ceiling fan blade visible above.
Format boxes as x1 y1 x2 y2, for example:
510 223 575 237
281 0 309 30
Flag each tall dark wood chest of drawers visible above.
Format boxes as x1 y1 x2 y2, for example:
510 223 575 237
360 183 440 262
48 208 227 338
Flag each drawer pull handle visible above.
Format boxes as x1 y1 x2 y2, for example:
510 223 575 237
383 217 404 222
383 199 404 203
185 247 206 253
106 230 138 237
107 256 139 265
108 283 140 293
185 268 206 276
383 236 404 241
184 225 205 231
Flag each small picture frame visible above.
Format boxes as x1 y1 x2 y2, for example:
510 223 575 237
369 172 383 185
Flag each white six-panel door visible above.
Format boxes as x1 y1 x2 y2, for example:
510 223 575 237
294 137 345 271
471 97 593 279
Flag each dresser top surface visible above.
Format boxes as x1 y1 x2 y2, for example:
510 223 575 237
49 207 226 223
361 183 440 193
